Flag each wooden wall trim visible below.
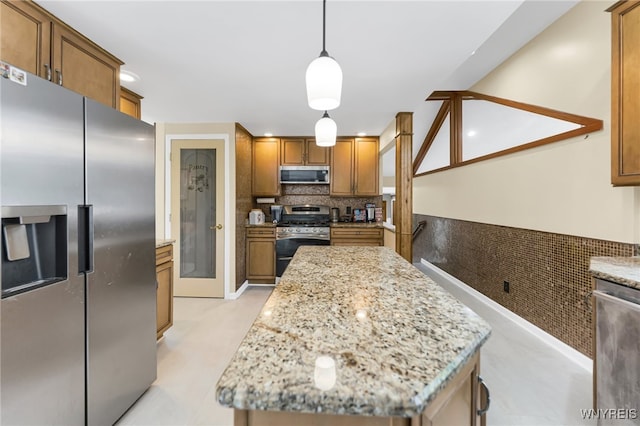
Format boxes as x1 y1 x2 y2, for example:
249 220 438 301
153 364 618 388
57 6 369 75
412 100 450 175
413 90 604 177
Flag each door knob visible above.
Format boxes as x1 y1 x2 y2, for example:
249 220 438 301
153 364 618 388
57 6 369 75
215 224 223 230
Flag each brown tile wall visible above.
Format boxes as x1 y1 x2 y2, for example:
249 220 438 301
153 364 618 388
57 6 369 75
235 124 253 290
412 214 639 358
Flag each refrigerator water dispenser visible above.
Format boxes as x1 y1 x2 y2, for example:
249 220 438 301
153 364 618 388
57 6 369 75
1 205 67 298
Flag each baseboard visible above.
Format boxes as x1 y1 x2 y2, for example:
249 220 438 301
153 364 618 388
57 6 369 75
420 258 592 372
227 281 249 300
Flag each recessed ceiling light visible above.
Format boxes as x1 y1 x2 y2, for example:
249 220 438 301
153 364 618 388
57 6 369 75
264 132 273 137
357 132 367 137
120 70 140 83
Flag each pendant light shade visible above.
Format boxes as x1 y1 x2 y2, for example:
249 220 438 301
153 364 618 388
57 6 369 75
315 111 337 147
306 54 342 111
306 0 342 111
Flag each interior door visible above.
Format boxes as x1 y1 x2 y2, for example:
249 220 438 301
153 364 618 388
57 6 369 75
171 139 225 298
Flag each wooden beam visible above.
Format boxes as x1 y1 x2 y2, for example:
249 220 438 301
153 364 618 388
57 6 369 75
412 100 450 175
395 112 413 263
450 92 463 165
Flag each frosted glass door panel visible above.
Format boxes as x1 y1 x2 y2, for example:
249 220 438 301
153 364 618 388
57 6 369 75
179 149 215 279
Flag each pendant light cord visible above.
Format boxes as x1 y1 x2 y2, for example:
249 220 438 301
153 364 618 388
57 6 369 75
321 0 328 56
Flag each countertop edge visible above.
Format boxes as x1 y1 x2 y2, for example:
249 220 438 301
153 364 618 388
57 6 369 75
589 256 640 290
155 238 175 248
215 246 492 418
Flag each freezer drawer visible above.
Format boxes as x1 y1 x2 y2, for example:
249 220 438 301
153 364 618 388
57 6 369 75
1 281 85 424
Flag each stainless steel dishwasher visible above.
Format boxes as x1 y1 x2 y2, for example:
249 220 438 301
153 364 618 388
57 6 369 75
593 278 640 426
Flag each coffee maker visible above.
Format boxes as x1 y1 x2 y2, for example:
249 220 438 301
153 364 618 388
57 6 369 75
270 205 283 223
330 207 340 223
365 203 376 223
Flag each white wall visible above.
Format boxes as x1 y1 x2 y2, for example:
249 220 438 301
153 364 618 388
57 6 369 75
155 122 237 296
414 0 640 244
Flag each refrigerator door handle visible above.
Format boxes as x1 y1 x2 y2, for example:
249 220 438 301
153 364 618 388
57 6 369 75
78 205 94 273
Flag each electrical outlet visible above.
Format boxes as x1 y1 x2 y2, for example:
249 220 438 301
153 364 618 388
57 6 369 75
503 281 510 293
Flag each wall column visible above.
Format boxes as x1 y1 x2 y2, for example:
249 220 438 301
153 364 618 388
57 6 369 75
395 112 413 262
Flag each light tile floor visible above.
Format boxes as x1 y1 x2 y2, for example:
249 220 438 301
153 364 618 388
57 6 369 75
118 269 596 426
415 263 596 426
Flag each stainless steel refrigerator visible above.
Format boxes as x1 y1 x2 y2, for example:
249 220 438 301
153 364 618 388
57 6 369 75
1 67 157 425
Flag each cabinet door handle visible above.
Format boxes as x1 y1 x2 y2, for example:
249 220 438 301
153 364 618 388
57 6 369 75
55 69 63 85
44 64 52 81
477 376 491 416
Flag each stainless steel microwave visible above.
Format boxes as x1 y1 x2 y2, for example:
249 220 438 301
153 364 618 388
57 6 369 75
279 165 330 184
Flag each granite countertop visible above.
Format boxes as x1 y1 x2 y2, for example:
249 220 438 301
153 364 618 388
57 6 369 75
589 257 640 290
216 246 491 418
155 238 175 248
246 222 277 228
329 222 384 228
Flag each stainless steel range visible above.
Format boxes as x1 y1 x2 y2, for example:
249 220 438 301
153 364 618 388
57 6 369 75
275 205 330 277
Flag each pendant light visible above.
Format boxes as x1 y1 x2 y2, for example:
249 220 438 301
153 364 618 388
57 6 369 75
306 0 342 111
315 111 337 147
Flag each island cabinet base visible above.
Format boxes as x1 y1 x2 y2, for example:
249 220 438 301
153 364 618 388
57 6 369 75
234 352 484 426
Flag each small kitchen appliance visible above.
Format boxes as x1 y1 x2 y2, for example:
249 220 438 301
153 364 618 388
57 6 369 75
330 207 340 223
365 203 376 223
249 209 265 225
270 205 283 223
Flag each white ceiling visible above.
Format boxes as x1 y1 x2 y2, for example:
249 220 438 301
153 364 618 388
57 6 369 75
38 0 578 146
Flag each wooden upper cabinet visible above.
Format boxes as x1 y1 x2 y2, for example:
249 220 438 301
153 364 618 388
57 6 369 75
120 87 143 119
330 139 355 196
354 137 379 196
330 137 379 196
281 138 329 166
610 1 640 186
0 0 123 109
252 138 280 196
51 23 122 108
305 139 329 165
280 139 305 165
1 0 51 77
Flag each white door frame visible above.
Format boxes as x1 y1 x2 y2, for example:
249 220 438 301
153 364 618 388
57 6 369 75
165 133 231 298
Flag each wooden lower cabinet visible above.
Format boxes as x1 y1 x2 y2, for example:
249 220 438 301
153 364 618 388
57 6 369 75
246 227 276 283
233 352 486 426
330 227 383 246
156 244 174 339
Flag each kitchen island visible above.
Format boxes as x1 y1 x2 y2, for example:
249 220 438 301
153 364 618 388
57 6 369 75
216 246 491 426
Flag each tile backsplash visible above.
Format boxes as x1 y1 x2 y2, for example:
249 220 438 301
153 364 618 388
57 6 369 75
413 214 639 358
252 184 382 222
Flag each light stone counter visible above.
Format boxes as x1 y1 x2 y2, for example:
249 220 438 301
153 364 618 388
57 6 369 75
590 256 640 290
155 238 175 248
216 246 491 419
330 222 384 228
